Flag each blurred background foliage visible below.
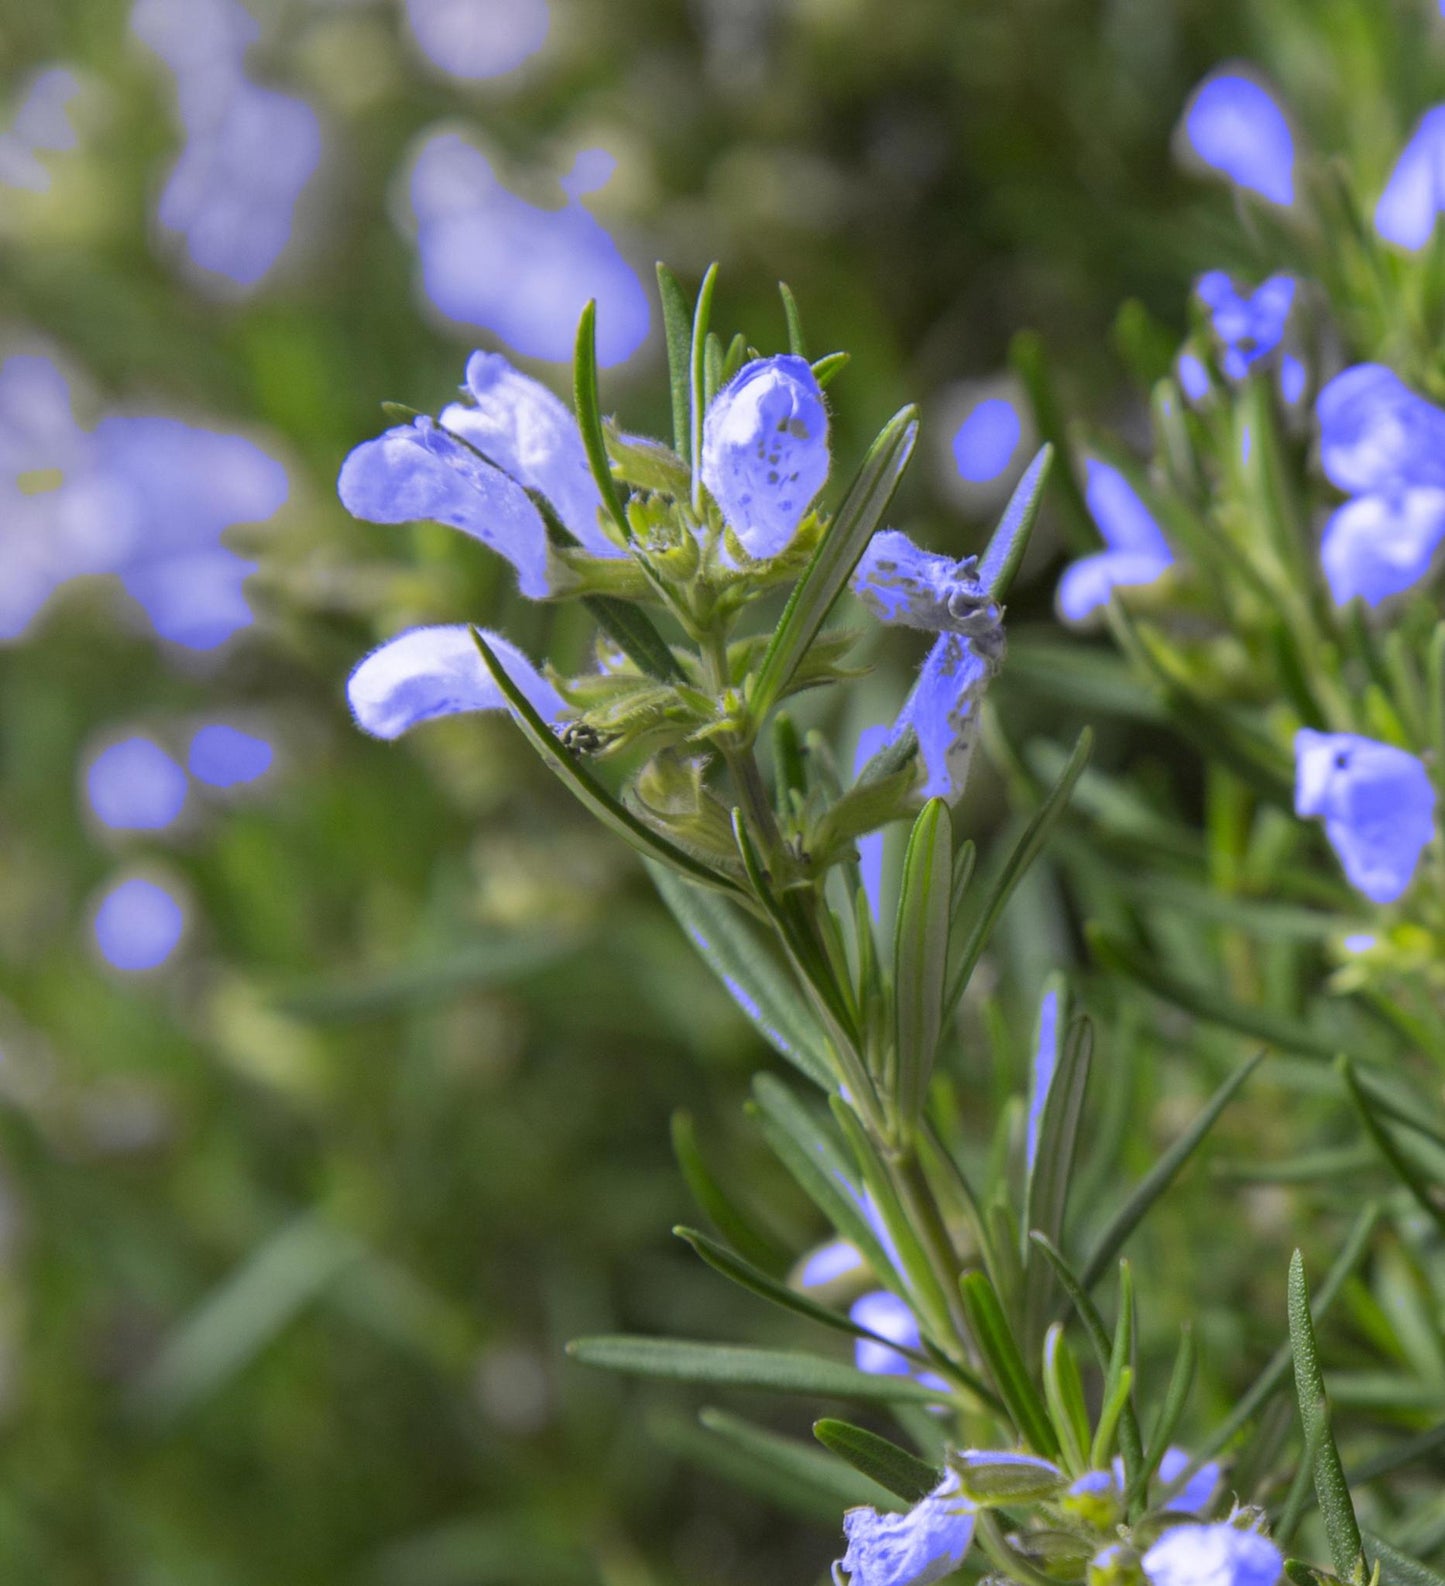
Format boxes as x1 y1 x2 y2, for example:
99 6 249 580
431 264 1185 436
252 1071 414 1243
0 0 1431 1581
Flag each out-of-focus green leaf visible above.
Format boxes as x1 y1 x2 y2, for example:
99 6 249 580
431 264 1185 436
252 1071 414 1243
566 1336 950 1401
893 798 952 1130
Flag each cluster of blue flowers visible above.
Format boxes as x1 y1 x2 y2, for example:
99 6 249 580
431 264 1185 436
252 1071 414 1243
339 342 1006 813
131 0 322 290
0 353 287 648
1054 63 1445 912
84 723 273 971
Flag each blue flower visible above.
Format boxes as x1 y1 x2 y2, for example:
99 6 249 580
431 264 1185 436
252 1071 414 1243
1058 461 1174 623
0 355 287 648
1195 272 1296 381
833 1468 975 1586
1158 1447 1222 1514
1141 1525 1282 1586
1320 488 1445 607
339 355 630 596
702 355 831 559
403 0 549 81
439 352 616 555
1315 366 1445 605
1376 107 1445 252
0 66 81 193
798 1238 866 1289
188 725 274 787
850 1291 921 1377
850 530 1006 802
94 876 187 972
952 398 1022 484
409 133 649 367
1317 364 1445 495
1026 985 1061 1175
133 0 321 290
1177 352 1211 403
1294 729 1436 904
348 625 566 740
1181 72 1295 207
87 738 189 831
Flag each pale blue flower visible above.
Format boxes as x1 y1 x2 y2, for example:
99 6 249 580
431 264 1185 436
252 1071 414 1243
87 738 188 830
409 133 648 367
953 398 1021 484
0 356 286 648
188 725 273 787
133 0 321 290
1316 364 1445 496
0 66 81 193
439 351 617 555
1279 354 1307 407
850 1291 921 1377
1058 461 1173 623
834 1469 975 1586
1177 352 1210 403
94 877 186 971
1026 985 1061 1175
1195 272 1296 380
338 415 555 598
702 355 831 558
1142 1525 1282 1586
799 1239 865 1289
850 530 1005 802
404 0 549 80
1158 1447 1222 1514
1182 72 1295 207
852 723 892 920
1376 107 1445 252
1295 729 1436 904
1320 487 1445 607
347 625 566 740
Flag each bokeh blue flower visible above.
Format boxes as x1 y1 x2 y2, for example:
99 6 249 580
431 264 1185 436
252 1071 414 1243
1181 71 1295 207
93 877 186 972
1141 1525 1282 1586
1057 461 1173 623
1195 272 1296 380
404 0 550 80
409 133 648 366
0 66 81 194
188 725 273 788
86 738 189 831
1294 729 1436 903
1375 105 1445 251
952 398 1022 484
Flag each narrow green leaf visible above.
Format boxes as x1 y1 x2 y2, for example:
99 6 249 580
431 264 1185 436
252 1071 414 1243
1009 329 1095 550
573 300 632 540
1080 1051 1264 1289
1340 1058 1445 1237
945 729 1091 1016
1109 1262 1143 1503
779 282 808 358
703 330 724 406
1022 1005 1091 1350
958 1271 1060 1456
1288 1251 1367 1585
1027 1234 1145 1481
1042 1324 1091 1474
1092 1365 1136 1476
1145 1327 1198 1494
698 1409 897 1511
670 1118 787 1274
675 1226 907 1351
649 864 837 1089
751 406 919 725
978 445 1053 599
894 798 953 1130
655 263 694 459
472 630 739 895
814 1418 941 1504
750 1074 903 1289
566 1335 950 1402
813 351 850 387
134 1214 360 1418
1365 1534 1445 1586
1088 930 1340 1060
1190 1203 1379 1469
689 262 720 509
583 594 684 682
